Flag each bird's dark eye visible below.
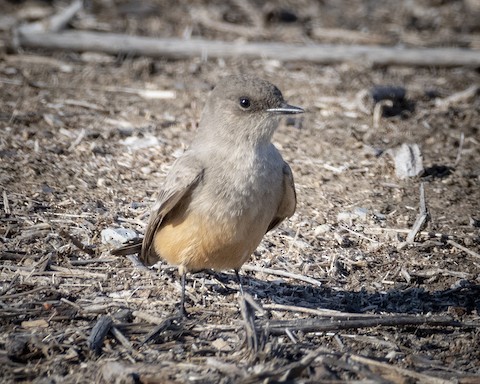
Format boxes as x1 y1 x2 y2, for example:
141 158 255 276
239 97 251 109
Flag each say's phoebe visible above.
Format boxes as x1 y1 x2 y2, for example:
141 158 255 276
113 75 304 314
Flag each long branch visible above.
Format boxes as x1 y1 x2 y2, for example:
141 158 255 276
15 30 480 67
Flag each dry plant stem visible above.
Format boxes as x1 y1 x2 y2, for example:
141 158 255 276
435 85 480 109
410 267 471 279
4 53 74 70
3 190 11 215
110 326 142 359
142 314 183 344
1 251 27 261
192 9 264 38
242 264 322 286
243 292 267 316
69 258 116 266
58 228 96 256
0 273 19 295
0 286 49 299
14 31 480 66
454 132 465 166
4 72 175 100
367 227 456 239
407 183 428 243
2 265 108 279
339 225 379 243
447 239 480 260
60 297 83 311
14 0 82 35
126 255 149 271
373 100 393 129
284 225 300 257
263 303 379 318
132 311 165 325
49 266 107 279
239 293 260 353
44 0 83 33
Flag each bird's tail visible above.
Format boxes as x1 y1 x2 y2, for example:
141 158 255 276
110 239 143 256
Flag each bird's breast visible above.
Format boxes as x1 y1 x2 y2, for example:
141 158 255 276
153 145 285 272
195 145 284 220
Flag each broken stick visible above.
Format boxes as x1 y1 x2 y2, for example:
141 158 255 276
14 31 480 67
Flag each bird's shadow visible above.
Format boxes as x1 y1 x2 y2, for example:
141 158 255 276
201 271 480 315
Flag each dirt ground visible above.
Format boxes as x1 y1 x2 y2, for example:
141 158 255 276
1 1 480 383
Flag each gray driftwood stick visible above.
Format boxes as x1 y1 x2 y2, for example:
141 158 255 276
15 30 480 66
266 315 462 335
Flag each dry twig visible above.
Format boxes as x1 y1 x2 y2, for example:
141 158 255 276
266 315 463 335
435 85 479 109
14 31 480 67
263 303 378 318
0 286 50 299
454 132 465 167
239 293 265 354
407 183 429 243
3 190 11 215
243 264 322 286
142 314 184 344
447 239 480 260
49 266 107 279
110 326 142 360
58 228 96 256
0 273 19 296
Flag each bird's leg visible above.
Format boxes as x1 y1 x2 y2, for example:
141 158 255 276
235 269 245 296
177 265 188 318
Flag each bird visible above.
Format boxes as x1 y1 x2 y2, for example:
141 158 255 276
112 75 304 315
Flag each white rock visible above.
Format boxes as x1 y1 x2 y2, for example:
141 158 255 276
338 208 369 223
314 224 331 236
101 227 138 246
387 143 423 179
353 207 369 220
337 211 357 222
120 135 159 150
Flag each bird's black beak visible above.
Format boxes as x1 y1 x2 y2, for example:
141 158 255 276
267 102 304 115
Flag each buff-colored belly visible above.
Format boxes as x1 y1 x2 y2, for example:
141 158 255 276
153 209 268 272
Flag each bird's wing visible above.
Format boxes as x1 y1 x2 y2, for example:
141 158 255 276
140 152 205 264
266 162 296 233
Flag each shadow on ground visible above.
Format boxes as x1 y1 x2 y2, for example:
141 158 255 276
199 271 480 315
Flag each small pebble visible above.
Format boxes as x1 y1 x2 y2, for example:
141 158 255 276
101 227 138 246
314 224 331 236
